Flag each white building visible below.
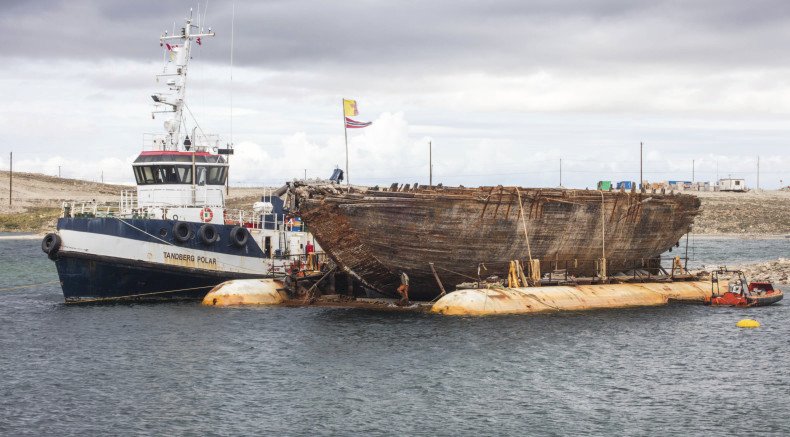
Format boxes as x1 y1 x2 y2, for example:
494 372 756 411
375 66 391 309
718 178 747 192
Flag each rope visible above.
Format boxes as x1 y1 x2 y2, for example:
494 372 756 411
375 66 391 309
433 265 479 281
66 285 215 304
515 187 533 262
116 218 174 246
0 281 60 292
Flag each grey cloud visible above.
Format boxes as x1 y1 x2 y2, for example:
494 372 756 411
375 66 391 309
4 0 790 75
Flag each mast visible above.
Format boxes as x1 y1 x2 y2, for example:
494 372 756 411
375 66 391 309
152 10 215 151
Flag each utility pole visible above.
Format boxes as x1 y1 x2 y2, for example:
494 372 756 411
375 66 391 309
757 156 760 189
101 170 104 184
639 142 643 191
716 160 719 182
304 169 307 180
8 152 12 206
692 159 695 183
429 141 433 187
58 165 61 178
559 158 562 187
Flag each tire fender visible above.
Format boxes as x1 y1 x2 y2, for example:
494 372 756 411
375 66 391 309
42 233 62 260
173 221 192 243
229 226 248 247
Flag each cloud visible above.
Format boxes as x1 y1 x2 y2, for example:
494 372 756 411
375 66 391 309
0 1 788 189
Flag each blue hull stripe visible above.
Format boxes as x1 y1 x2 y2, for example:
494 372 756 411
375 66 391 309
57 217 265 257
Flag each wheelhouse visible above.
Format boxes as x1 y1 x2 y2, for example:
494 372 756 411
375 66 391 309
132 151 227 186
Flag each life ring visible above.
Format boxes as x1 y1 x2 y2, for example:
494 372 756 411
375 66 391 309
200 207 214 223
198 223 219 245
173 221 192 243
41 233 62 260
229 226 248 247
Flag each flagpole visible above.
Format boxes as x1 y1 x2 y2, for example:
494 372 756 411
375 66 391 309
343 99 349 187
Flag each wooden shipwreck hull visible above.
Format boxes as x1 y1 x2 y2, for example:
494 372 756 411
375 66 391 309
290 184 700 300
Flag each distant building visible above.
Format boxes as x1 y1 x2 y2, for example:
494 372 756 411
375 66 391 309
690 181 711 191
668 180 693 190
718 178 747 192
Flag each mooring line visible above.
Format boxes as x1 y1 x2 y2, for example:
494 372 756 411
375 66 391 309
66 285 216 304
433 265 479 282
115 217 174 246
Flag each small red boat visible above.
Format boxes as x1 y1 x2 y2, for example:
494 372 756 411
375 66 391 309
710 269 784 307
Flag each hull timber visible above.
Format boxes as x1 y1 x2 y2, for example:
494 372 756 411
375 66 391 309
290 184 701 300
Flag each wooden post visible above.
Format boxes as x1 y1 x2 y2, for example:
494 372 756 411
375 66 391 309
428 262 446 296
8 151 12 206
346 272 354 296
516 260 529 288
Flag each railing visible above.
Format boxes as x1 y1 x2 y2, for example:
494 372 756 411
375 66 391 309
223 209 308 233
142 132 224 152
517 256 693 284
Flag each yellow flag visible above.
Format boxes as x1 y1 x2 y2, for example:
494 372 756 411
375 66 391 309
343 99 358 117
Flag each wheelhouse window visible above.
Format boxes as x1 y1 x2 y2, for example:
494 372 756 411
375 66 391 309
133 165 193 185
196 166 227 185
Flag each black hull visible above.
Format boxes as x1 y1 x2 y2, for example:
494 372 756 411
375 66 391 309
749 292 783 307
56 253 266 302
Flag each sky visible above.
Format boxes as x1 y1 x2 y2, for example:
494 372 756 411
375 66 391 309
1 0 789 188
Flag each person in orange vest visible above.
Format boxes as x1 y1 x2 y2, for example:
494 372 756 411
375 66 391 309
396 271 410 305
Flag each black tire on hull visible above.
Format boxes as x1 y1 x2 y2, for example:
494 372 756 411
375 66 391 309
173 221 191 243
41 233 61 260
229 226 248 247
198 223 219 245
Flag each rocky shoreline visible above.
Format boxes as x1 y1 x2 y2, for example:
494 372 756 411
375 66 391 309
694 258 789 285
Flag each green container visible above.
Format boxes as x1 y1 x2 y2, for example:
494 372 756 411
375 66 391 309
597 180 612 191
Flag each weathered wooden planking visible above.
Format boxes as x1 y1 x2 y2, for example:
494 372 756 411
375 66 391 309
292 184 700 300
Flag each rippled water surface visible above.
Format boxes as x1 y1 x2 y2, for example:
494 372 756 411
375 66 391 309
1 236 788 435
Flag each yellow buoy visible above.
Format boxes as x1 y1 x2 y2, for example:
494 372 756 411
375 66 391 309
736 319 760 329
202 279 285 306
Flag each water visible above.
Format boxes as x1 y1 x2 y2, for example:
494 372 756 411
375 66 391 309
1 236 788 435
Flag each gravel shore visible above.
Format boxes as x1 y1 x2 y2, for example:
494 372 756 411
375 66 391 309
691 189 790 236
694 258 789 285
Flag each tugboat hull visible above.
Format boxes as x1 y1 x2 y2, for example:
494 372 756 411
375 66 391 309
56 253 262 302
51 217 271 302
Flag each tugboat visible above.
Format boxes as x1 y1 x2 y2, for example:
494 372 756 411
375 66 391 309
41 10 323 302
709 268 784 307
